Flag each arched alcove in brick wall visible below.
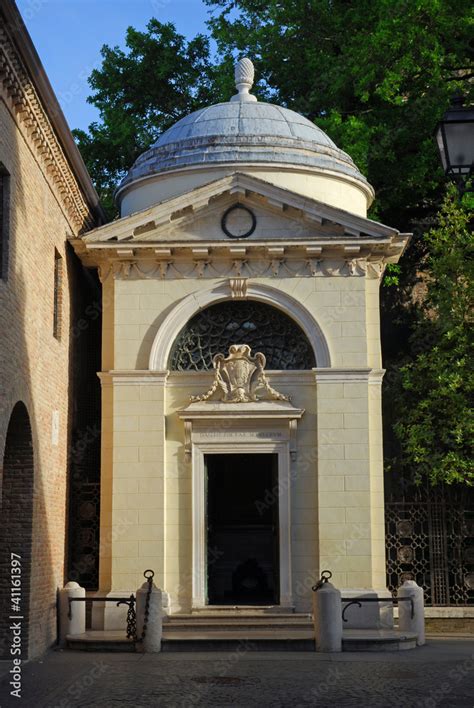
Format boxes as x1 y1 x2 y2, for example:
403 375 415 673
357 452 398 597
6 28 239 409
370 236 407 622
0 402 34 658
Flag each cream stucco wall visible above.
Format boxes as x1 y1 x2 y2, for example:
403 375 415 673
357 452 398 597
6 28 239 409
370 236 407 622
99 376 166 594
315 372 385 593
97 270 385 613
110 275 377 372
118 166 371 219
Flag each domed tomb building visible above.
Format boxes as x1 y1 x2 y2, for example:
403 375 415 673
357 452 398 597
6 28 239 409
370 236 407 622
73 59 409 626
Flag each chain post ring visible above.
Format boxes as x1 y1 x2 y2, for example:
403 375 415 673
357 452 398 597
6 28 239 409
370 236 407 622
312 569 333 592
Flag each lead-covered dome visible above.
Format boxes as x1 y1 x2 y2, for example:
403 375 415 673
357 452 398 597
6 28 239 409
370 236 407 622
117 59 374 217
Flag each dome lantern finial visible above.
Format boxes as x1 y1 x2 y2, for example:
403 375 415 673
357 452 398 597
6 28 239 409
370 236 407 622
230 57 258 103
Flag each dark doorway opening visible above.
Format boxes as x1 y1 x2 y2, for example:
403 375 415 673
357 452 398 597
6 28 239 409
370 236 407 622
0 402 34 658
206 453 279 605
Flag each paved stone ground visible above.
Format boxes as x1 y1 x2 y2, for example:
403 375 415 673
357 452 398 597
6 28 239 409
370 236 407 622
0 639 473 708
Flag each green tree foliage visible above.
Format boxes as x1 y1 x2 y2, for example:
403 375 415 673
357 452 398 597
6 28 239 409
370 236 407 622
73 20 220 216
75 2 472 223
74 2 474 485
206 0 473 227
386 187 473 486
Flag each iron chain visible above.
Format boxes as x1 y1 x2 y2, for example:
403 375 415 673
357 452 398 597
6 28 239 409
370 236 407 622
125 596 137 639
135 569 154 643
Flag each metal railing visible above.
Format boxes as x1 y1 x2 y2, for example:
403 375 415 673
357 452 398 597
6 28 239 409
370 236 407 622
341 596 414 623
68 594 137 639
66 570 155 642
312 570 416 623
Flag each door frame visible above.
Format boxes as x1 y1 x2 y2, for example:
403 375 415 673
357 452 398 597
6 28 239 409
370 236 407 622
192 441 292 609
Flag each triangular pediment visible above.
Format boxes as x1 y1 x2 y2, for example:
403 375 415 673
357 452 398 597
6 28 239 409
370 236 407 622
79 173 403 246
73 173 410 277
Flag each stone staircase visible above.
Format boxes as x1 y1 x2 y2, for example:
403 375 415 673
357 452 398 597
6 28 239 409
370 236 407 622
162 612 315 651
66 609 418 652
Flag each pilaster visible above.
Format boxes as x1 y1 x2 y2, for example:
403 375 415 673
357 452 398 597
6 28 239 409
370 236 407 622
314 368 385 590
98 371 168 593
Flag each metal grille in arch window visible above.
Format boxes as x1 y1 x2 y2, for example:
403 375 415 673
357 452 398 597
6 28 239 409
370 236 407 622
169 301 316 371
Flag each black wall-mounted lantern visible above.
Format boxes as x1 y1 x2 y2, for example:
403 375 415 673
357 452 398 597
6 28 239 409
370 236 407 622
435 95 474 194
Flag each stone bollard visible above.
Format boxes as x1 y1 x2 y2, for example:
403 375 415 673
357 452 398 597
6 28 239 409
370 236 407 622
59 581 86 646
398 579 425 646
312 571 342 652
136 575 162 653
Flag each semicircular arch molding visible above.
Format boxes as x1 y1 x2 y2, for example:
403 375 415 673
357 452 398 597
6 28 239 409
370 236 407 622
149 281 331 370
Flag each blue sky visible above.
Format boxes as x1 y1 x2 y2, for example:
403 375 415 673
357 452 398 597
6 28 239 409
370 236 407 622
17 0 212 132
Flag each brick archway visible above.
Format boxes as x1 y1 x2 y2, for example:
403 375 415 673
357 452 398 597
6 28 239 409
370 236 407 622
0 402 34 658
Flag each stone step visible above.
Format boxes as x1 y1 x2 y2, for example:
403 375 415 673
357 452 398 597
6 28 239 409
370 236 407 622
164 614 312 631
161 628 418 652
66 628 418 653
342 629 418 652
164 623 313 632
167 612 302 619
191 605 295 615
162 632 315 652
66 631 135 652
165 624 313 632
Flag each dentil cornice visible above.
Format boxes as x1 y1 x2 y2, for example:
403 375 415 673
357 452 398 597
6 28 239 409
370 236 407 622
76 174 410 280
0 23 96 232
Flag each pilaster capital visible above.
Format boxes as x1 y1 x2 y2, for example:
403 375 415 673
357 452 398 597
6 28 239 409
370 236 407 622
97 370 169 386
313 368 385 384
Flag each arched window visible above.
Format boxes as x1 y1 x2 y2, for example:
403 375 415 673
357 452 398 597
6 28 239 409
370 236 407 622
169 300 316 371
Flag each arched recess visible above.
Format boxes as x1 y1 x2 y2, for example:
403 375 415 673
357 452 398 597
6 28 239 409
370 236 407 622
149 281 331 370
0 402 34 658
170 300 316 370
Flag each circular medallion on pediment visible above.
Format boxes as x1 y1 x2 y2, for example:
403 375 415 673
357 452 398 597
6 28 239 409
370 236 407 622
221 204 256 238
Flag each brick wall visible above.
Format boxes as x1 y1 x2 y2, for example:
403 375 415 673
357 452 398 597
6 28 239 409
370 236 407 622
0 56 97 656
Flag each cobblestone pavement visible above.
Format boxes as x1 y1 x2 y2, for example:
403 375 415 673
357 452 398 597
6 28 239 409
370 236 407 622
0 639 473 708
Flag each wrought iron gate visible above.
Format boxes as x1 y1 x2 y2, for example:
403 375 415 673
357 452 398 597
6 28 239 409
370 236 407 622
385 485 474 605
68 481 100 589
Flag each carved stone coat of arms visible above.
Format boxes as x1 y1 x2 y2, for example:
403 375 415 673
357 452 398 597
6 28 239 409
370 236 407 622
191 344 290 403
